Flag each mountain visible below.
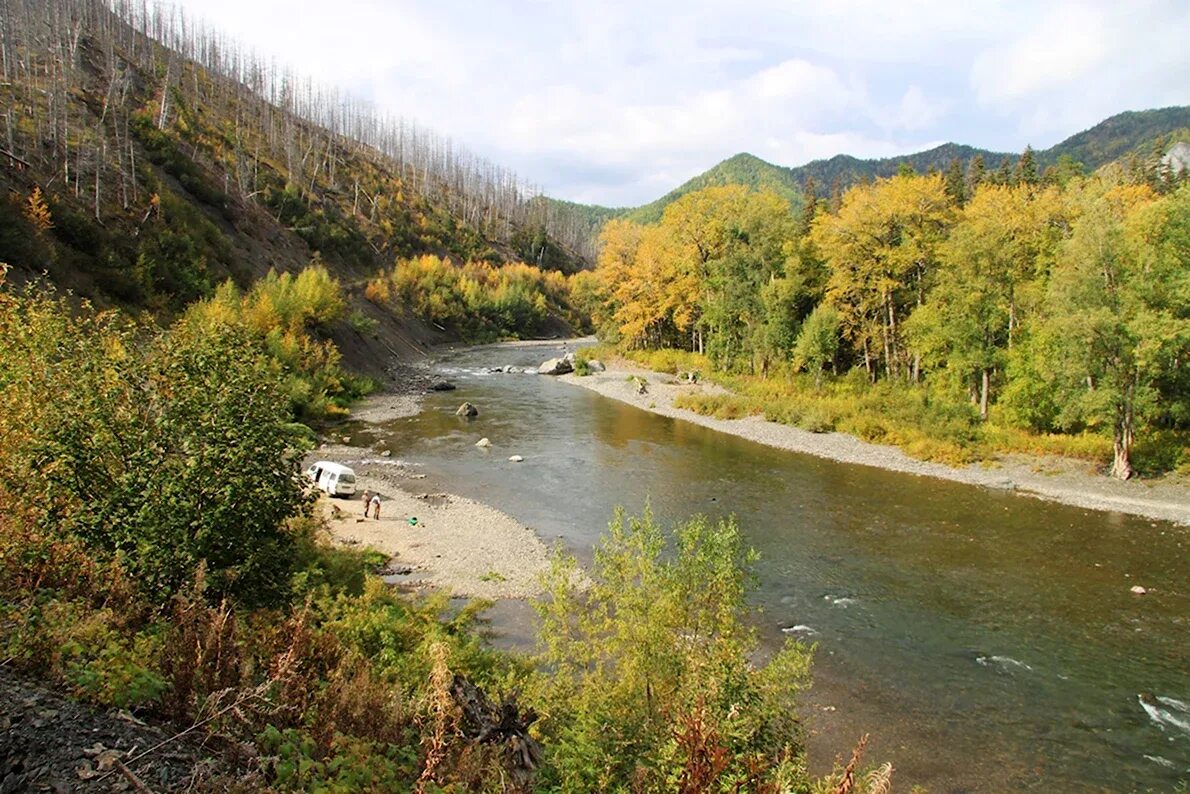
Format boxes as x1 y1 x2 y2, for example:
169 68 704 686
1038 107 1190 171
604 107 1190 223
624 153 805 224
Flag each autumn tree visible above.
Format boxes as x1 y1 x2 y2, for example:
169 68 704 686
812 173 952 382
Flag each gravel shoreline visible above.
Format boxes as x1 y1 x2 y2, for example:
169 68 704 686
559 363 1190 527
309 433 556 599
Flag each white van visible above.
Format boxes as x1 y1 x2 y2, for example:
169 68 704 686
305 461 357 497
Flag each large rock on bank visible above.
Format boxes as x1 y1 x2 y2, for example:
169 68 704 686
537 356 573 375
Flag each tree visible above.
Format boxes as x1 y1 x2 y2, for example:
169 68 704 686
944 157 966 206
24 187 54 231
533 507 812 791
0 281 310 606
907 183 1071 417
812 173 952 381
967 154 986 194
1031 183 1189 478
792 303 842 388
1016 145 1039 186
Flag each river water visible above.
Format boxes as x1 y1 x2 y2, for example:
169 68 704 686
344 342 1189 792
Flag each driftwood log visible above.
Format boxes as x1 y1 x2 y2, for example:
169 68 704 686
450 675 543 785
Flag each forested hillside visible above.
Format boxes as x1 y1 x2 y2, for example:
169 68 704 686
0 0 595 332
596 107 1190 225
624 153 804 224
582 155 1189 481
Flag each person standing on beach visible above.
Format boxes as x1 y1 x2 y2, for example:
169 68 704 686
370 492 382 520
362 490 372 518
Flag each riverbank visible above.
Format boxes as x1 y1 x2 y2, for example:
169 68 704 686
308 440 555 600
559 361 1190 526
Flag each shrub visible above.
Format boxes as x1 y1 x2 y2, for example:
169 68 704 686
370 255 580 342
348 310 379 335
532 507 813 791
0 282 309 608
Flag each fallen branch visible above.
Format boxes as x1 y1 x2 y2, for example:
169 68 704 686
0 148 32 168
114 758 154 793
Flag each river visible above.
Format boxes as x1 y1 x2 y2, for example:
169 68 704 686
344 341 1189 792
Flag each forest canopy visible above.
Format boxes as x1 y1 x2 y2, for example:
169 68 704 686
586 166 1190 479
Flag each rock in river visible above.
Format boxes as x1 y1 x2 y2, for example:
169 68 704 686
456 402 479 417
475 437 492 448
508 455 524 462
429 380 457 391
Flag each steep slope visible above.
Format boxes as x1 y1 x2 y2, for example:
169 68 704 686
0 0 585 373
1042 107 1190 169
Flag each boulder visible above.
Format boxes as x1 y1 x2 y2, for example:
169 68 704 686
1131 585 1148 595
587 359 606 373
475 437 492 448
429 380 457 391
508 455 524 463
456 402 479 417
537 357 573 376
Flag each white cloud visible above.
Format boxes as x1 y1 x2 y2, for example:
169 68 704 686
971 4 1109 105
170 0 1189 204
884 86 947 132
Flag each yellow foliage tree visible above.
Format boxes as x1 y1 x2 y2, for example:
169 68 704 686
24 187 52 232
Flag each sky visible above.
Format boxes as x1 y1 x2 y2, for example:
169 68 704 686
173 0 1189 207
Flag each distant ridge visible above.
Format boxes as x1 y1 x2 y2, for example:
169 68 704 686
571 106 1190 227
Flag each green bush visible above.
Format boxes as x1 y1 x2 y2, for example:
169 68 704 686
0 284 309 607
532 507 813 791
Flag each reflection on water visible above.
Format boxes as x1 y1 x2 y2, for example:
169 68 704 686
344 343 1189 791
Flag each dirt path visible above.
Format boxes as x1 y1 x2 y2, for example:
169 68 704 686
560 363 1190 527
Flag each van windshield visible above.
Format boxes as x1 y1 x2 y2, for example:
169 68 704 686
340 474 356 484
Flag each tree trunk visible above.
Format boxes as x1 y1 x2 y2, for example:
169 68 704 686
979 368 990 421
1110 400 1135 480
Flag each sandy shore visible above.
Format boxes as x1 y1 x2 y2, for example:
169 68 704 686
312 454 555 599
560 362 1190 526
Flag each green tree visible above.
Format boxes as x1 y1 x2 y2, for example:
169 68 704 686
792 303 842 388
0 282 309 606
1031 183 1189 478
967 153 987 194
1016 145 1039 186
944 157 967 206
907 183 1070 417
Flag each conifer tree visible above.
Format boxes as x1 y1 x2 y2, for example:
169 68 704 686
1016 145 1039 186
944 158 966 206
967 154 986 194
